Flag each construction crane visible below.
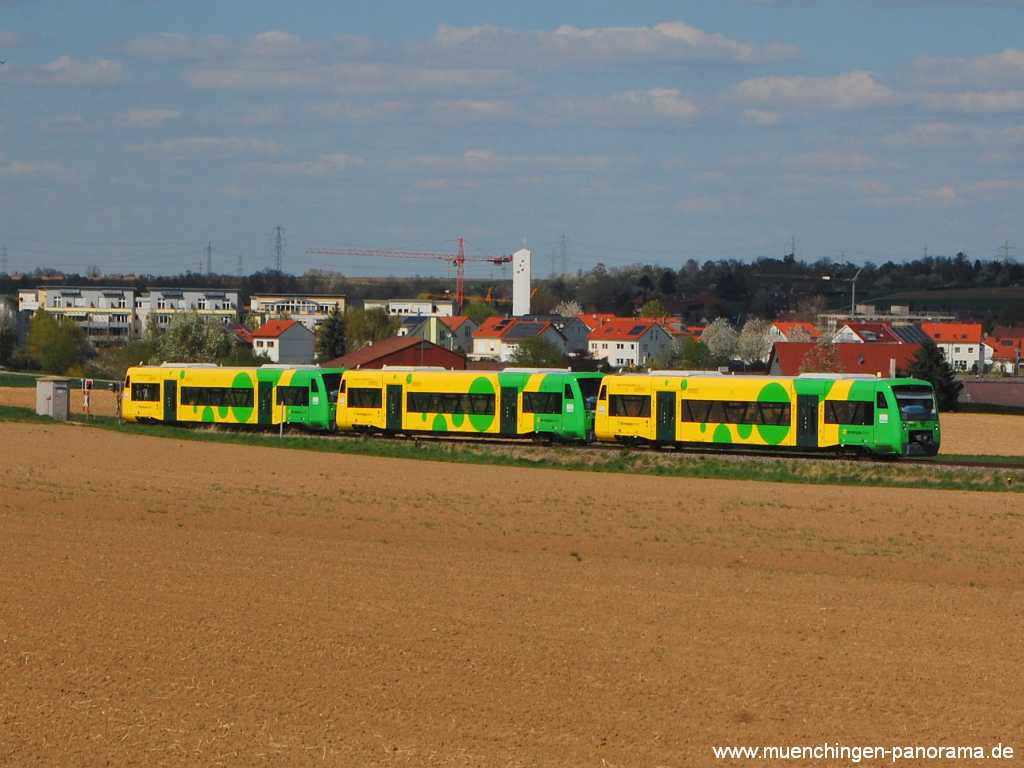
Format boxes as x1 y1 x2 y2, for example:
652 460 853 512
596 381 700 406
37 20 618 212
306 236 512 311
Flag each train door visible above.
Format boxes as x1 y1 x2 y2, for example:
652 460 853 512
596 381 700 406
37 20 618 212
796 395 819 448
386 385 403 432
258 381 273 426
500 387 518 435
163 380 177 423
656 391 676 444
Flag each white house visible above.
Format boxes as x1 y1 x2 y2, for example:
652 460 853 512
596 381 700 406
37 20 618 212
251 319 315 364
471 317 567 362
587 320 674 368
363 298 455 317
250 293 346 331
921 322 991 372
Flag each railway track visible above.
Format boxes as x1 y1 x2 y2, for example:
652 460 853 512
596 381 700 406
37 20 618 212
273 427 1024 472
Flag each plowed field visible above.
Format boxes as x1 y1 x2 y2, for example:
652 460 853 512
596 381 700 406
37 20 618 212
1 422 1022 766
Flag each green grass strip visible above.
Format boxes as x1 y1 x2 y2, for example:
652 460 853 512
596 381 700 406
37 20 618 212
0 404 1020 494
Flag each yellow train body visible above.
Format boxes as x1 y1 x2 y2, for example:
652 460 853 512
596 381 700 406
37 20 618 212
596 372 883 450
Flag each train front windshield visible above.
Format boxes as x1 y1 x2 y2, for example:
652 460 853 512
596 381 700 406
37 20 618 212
577 378 601 411
321 373 342 401
892 385 937 422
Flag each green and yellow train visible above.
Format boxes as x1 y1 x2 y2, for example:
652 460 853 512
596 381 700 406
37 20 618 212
121 363 941 457
595 372 940 456
122 364 344 430
337 367 603 442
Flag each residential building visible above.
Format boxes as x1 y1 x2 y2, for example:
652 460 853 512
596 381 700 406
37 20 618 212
17 285 136 346
363 298 455 317
920 322 990 372
767 321 819 344
137 288 239 334
252 319 315 364
587 319 674 369
522 314 590 354
768 342 921 377
397 315 477 353
832 321 903 344
250 293 346 331
472 317 568 362
986 326 1024 374
320 335 466 370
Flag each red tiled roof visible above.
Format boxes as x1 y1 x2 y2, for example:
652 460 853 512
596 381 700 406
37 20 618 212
251 319 298 338
588 319 669 342
921 322 983 344
577 313 617 330
440 315 471 332
319 335 465 369
985 335 1023 361
769 342 920 376
772 321 819 338
841 322 902 343
473 316 515 339
233 325 254 344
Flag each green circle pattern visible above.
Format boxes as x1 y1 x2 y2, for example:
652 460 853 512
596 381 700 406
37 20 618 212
756 382 792 445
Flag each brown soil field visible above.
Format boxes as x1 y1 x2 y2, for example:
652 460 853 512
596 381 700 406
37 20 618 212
1 422 1022 766
3 386 1024 457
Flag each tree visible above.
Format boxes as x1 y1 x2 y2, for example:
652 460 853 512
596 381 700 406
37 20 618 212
315 306 346 360
908 341 963 411
510 336 568 368
639 298 667 318
153 311 233 363
0 314 16 365
554 299 582 318
28 310 91 373
799 336 843 373
679 336 712 369
736 318 773 366
787 325 813 342
464 301 498 325
700 318 738 365
345 308 399 350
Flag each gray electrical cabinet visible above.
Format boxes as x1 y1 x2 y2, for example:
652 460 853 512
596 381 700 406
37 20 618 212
35 377 71 420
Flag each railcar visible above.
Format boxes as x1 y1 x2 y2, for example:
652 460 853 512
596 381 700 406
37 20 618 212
336 367 603 441
595 372 940 456
122 364 344 430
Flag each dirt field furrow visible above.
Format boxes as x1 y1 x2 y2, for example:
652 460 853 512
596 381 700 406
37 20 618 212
1 421 1023 766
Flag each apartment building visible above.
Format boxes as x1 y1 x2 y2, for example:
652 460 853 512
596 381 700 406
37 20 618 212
249 293 346 331
363 298 456 317
136 288 239 334
18 286 136 346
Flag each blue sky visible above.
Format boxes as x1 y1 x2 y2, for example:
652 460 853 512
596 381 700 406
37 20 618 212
1 0 1023 278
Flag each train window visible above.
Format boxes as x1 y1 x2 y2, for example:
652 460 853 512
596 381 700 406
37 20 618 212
276 386 309 407
131 383 160 402
876 392 889 409
310 378 320 393
321 374 342 399
347 388 383 409
825 400 874 425
338 378 347 393
523 392 562 414
406 392 495 415
564 384 573 399
683 399 791 425
609 394 651 417
180 387 254 408
598 385 607 401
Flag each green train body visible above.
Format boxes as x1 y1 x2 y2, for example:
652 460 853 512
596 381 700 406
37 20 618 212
123 364 344 431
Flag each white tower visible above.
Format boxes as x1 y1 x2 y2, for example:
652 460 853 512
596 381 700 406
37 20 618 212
512 248 531 316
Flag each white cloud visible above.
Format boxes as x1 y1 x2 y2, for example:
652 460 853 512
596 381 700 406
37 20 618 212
121 33 231 61
187 62 515 93
244 30 305 58
123 108 181 127
742 109 782 127
915 48 1024 85
730 71 900 110
552 88 699 124
310 101 408 121
28 56 123 87
676 196 721 213
883 122 973 146
433 20 798 64
133 137 282 156
0 158 60 176
431 99 519 121
393 149 610 173
917 89 1024 113
870 184 958 208
787 151 876 172
271 152 366 176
